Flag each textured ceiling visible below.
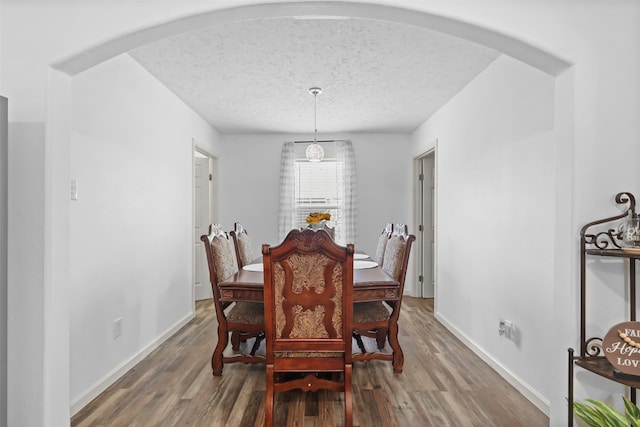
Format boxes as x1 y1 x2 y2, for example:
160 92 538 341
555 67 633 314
128 17 500 134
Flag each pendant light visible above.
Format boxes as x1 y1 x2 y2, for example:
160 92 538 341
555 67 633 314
305 87 324 162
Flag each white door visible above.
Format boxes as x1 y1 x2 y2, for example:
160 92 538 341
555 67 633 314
194 153 213 300
418 153 435 298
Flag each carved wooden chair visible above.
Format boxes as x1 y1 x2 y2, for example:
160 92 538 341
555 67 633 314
373 223 394 266
353 224 415 374
229 222 254 268
200 224 264 376
262 228 354 427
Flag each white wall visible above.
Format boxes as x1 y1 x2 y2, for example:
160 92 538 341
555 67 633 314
218 133 412 258
69 53 221 411
411 54 556 412
559 2 640 415
7 121 45 426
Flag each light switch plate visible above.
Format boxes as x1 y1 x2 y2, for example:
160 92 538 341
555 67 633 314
70 179 78 201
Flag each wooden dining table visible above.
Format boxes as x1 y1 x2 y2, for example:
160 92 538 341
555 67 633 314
217 257 404 372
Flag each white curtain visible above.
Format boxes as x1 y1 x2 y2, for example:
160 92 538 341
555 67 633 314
337 140 358 245
278 142 296 241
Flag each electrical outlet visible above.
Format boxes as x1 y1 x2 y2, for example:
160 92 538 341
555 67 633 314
498 319 514 338
113 317 123 339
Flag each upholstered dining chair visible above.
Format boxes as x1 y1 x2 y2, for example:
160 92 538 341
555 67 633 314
373 223 394 266
262 228 354 427
200 224 264 376
306 222 336 239
353 223 415 374
321 223 336 239
230 222 254 268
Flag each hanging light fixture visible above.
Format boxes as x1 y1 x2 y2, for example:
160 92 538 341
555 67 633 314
305 87 324 162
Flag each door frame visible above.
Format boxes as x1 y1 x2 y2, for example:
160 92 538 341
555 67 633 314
413 145 437 300
192 142 217 304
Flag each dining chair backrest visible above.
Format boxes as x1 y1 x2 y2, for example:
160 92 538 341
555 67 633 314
306 222 335 239
262 228 354 427
230 222 254 268
382 224 415 303
321 223 336 239
373 223 393 266
201 223 239 299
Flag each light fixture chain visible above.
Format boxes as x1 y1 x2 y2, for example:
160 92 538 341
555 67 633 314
314 91 318 143
305 87 324 162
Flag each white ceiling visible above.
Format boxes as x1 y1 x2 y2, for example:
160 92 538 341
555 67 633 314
128 16 500 134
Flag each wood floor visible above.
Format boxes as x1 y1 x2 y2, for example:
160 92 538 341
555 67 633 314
71 297 548 427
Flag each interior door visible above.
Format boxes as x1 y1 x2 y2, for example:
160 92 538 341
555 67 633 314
194 153 212 300
418 153 435 298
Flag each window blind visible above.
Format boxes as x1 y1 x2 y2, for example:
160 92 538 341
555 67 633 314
294 159 343 229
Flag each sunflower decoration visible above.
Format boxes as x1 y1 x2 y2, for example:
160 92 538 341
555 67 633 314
306 212 331 224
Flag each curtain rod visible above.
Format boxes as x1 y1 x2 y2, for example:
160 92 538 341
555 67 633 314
293 139 339 144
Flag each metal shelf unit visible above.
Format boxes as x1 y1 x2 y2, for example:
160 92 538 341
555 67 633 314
568 192 639 425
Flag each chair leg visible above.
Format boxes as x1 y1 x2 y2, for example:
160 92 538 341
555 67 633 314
344 363 353 427
388 320 404 374
352 331 366 353
249 333 264 356
265 364 275 427
231 330 241 351
375 329 387 350
212 323 228 376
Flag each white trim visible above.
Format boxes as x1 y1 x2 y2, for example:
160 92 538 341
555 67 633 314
435 311 550 417
70 312 194 415
192 142 197 311
432 141 438 307
193 137 219 161
53 3 572 77
44 69 73 425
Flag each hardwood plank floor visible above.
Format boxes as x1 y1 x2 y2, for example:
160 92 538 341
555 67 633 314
71 298 548 427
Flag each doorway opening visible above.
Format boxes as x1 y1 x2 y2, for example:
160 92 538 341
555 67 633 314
193 146 217 302
415 149 435 299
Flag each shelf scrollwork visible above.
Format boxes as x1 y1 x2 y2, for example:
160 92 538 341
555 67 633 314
581 192 636 250
584 227 624 249
583 336 603 357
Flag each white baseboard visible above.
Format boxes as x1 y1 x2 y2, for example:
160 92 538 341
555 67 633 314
435 311 550 417
70 311 194 415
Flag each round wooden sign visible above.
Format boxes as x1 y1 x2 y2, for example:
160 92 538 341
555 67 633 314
603 321 640 377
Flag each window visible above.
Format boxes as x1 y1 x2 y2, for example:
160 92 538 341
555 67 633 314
294 159 343 229
279 140 357 245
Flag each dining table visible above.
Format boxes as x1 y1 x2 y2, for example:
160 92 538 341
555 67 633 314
217 254 404 372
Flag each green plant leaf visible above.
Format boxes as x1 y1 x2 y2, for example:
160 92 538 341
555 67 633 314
573 403 613 426
587 399 629 426
573 399 628 427
572 401 602 426
623 396 640 426
575 408 611 426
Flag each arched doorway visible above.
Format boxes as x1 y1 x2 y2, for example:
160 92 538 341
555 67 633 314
41 2 573 424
